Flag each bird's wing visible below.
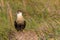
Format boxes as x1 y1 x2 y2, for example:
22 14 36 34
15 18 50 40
14 21 17 27
24 21 26 26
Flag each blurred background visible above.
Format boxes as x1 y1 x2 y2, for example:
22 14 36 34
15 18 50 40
0 0 60 40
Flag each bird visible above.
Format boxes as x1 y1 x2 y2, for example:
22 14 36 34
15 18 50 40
14 10 26 31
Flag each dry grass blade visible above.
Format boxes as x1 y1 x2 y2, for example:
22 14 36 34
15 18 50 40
6 1 14 27
1 0 4 8
1 0 5 12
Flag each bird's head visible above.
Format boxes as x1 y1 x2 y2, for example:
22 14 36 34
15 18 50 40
17 10 23 17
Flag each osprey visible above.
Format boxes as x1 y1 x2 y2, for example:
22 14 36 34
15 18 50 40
14 10 26 31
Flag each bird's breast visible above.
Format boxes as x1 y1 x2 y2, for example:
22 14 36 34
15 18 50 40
16 18 24 24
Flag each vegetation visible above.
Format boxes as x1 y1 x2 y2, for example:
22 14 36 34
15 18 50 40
0 0 60 40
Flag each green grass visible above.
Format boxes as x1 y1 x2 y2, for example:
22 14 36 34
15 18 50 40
0 0 60 40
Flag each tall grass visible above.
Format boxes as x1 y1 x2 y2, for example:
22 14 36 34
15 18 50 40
0 0 60 40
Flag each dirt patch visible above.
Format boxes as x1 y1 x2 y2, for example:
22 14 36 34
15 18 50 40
8 30 38 40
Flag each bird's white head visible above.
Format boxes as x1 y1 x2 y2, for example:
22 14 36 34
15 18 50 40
16 10 25 23
16 10 24 20
17 12 22 17
17 10 23 17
